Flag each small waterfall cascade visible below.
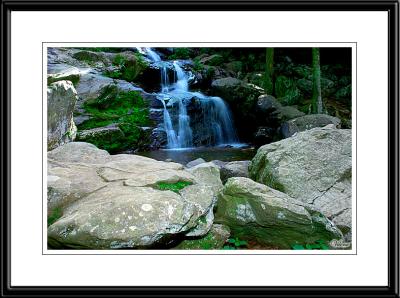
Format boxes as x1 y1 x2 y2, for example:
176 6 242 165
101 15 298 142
143 47 238 149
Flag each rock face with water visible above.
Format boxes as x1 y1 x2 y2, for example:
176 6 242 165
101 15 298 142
215 177 343 248
249 125 352 237
47 81 78 150
47 142 223 249
156 61 239 149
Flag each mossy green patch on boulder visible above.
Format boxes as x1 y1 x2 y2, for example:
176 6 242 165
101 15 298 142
104 52 148 82
156 181 192 193
47 207 63 227
76 86 151 153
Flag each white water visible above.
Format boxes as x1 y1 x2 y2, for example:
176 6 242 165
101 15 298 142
143 48 238 149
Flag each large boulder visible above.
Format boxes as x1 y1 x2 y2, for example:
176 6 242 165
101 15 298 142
47 142 223 249
280 114 341 138
249 125 352 237
75 74 143 111
47 81 78 150
215 177 343 248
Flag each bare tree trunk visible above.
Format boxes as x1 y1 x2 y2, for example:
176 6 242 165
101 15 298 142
264 48 274 95
312 48 323 114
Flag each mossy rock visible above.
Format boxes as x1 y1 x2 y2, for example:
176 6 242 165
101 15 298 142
76 87 151 153
47 74 80 87
104 52 148 82
76 124 126 153
214 177 343 249
73 50 108 64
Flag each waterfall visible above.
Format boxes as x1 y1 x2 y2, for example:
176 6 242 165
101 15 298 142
143 48 238 149
159 97 179 148
173 61 189 92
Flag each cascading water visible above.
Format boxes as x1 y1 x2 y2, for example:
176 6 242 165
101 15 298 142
143 47 238 149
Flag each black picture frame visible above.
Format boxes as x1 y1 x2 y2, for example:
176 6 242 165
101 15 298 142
1 1 398 297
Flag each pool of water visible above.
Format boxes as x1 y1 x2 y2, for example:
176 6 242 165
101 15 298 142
135 144 257 165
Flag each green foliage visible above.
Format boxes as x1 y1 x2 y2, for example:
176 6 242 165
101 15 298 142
113 54 127 66
223 237 248 250
47 74 80 87
206 55 224 66
168 48 191 60
48 207 62 227
275 75 301 105
291 239 330 250
193 58 205 71
156 181 192 193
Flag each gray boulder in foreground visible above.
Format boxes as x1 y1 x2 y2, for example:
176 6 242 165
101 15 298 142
215 177 343 249
249 125 352 237
47 142 223 249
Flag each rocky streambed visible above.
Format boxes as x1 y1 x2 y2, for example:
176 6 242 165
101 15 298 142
47 124 351 250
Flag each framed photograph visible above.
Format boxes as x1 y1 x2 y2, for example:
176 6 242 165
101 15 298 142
1 0 399 297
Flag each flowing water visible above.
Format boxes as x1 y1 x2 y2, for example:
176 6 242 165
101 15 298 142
143 47 240 150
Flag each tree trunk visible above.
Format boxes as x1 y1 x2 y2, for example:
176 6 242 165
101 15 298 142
312 48 323 114
264 48 274 95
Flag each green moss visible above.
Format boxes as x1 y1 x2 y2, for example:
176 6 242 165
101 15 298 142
48 207 62 227
175 233 220 250
156 181 192 193
77 88 150 153
104 52 148 82
251 155 285 192
112 54 127 66
193 58 205 71
72 50 104 64
48 74 80 87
